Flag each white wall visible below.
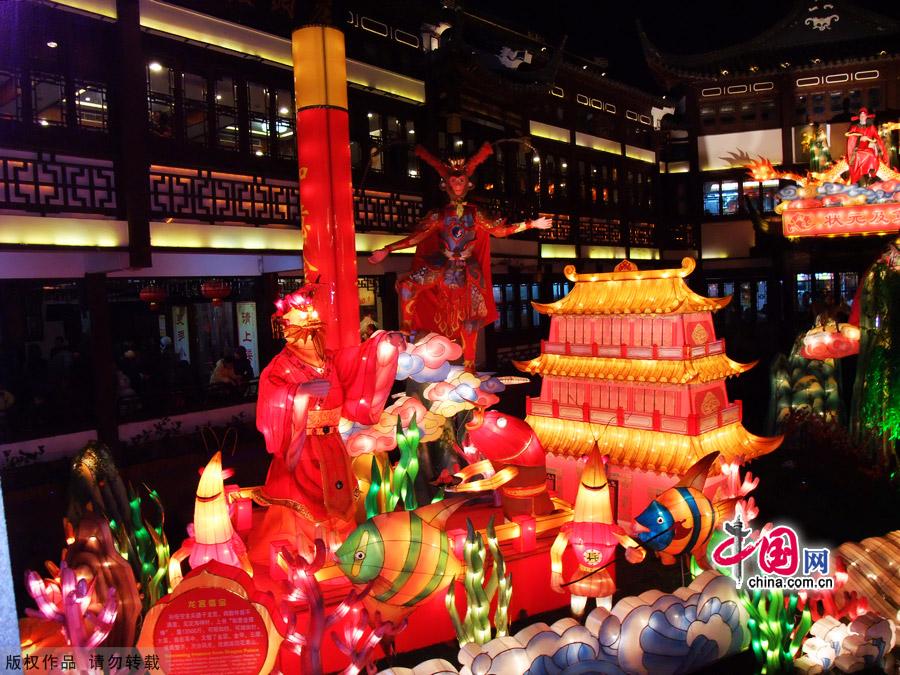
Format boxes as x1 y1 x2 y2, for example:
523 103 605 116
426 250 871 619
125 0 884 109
701 220 756 259
698 128 783 170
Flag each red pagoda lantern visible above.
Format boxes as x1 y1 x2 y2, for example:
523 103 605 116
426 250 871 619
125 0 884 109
201 280 231 307
139 284 167 311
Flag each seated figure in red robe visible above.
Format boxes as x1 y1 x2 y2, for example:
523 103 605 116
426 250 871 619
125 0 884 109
249 285 400 561
846 107 887 186
368 143 551 370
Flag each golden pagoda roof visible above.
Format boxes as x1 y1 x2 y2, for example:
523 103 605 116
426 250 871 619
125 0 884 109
533 257 731 316
514 352 755 384
526 415 782 474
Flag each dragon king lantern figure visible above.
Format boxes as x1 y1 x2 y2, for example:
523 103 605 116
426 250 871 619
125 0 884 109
248 284 401 562
368 143 551 370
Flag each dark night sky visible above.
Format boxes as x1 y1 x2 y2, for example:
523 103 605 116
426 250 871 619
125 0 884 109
462 0 900 92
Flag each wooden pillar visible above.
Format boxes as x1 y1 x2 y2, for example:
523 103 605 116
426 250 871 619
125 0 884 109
113 0 151 268
255 272 282 366
85 273 119 448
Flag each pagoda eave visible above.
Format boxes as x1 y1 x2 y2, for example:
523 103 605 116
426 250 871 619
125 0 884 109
525 415 783 475
514 353 756 385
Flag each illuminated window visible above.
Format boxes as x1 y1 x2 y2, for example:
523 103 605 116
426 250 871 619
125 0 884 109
274 89 295 159
721 181 739 214
839 272 858 301
703 181 721 216
761 179 779 212
756 281 768 317
75 82 107 130
795 95 808 122
740 102 756 121
830 91 843 112
812 93 825 115
868 87 881 110
718 103 735 125
796 273 812 309
182 73 208 145
740 282 753 311
707 282 719 298
742 181 760 213
32 73 65 127
367 112 382 172
248 82 270 157
147 63 174 137
815 272 834 299
215 77 239 151
0 71 21 120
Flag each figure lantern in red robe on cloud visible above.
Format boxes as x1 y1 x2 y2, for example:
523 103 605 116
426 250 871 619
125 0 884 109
845 107 888 186
368 143 552 370
248 283 401 562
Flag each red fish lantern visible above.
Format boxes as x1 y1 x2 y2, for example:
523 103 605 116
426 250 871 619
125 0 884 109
139 284 167 311
201 280 231 307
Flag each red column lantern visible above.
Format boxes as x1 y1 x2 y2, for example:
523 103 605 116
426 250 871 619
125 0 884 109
139 284 167 311
201 280 231 307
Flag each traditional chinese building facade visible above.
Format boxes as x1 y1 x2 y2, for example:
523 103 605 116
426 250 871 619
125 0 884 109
644 0 900 329
516 257 782 521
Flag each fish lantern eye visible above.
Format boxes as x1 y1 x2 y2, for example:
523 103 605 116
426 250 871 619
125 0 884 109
496 417 507 429
657 516 665 525
354 550 366 561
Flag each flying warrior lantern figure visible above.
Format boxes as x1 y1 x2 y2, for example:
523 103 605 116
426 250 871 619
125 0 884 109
249 284 401 561
368 143 552 370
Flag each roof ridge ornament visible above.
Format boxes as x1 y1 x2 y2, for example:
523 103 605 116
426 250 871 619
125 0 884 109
563 257 697 283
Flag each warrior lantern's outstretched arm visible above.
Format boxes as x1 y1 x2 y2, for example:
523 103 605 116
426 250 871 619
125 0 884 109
479 213 553 238
368 212 442 264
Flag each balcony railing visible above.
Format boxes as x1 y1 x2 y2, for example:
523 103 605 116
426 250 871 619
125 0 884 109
0 149 117 216
527 396 743 436
149 165 300 226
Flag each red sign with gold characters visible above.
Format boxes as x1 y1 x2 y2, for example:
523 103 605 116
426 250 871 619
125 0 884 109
138 561 284 674
783 203 900 237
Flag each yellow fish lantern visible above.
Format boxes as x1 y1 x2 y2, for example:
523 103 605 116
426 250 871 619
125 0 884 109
633 451 737 568
169 452 252 589
335 498 467 623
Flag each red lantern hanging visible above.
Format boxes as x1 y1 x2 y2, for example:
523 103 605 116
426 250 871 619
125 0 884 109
201 279 232 307
139 284 167 311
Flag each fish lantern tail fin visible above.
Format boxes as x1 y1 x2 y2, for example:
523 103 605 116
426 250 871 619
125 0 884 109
415 496 470 530
677 452 720 490
713 497 741 524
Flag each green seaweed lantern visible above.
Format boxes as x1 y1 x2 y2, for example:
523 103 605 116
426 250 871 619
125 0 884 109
365 417 422 517
67 442 170 613
110 486 171 609
850 248 900 478
741 589 812 674
445 517 512 646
